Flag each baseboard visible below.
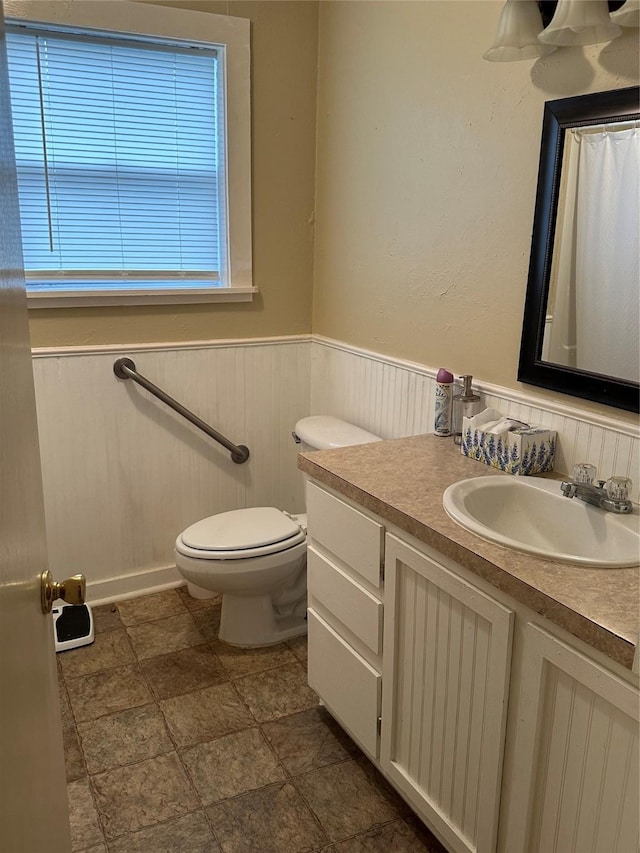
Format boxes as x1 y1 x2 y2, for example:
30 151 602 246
87 564 184 607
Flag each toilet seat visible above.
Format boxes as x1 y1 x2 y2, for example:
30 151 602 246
176 507 306 561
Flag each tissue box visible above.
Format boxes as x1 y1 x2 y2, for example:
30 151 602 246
461 418 556 475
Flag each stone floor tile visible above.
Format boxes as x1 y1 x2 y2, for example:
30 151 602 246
67 778 104 851
286 634 308 664
159 682 254 748
117 589 187 626
127 611 204 660
66 664 153 723
213 640 296 679
107 811 219 853
58 590 434 853
59 677 74 726
206 781 327 853
59 674 86 781
91 603 123 634
295 759 400 842
404 814 449 852
331 818 443 852
63 722 86 782
181 727 286 804
78 703 173 774
139 643 228 701
355 755 410 816
191 605 222 642
176 583 222 611
91 752 199 840
234 661 319 722
59 629 135 678
262 707 359 776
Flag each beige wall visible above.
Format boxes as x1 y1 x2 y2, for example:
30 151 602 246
28 0 319 348
313 1 639 417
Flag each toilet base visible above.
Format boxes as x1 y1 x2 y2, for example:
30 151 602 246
219 592 307 648
186 581 218 600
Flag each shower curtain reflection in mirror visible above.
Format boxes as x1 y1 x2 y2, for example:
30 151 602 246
543 122 639 383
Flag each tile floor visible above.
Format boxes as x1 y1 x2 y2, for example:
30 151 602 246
58 586 447 853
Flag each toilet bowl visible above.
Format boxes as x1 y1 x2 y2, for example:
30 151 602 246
174 416 381 647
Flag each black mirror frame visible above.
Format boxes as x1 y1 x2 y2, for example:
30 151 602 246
518 86 640 414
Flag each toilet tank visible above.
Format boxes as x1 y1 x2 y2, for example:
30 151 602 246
293 416 381 452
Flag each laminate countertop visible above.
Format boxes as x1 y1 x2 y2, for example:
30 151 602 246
298 433 639 671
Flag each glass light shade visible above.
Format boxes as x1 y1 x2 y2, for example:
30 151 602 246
538 0 623 45
483 0 557 61
611 0 640 27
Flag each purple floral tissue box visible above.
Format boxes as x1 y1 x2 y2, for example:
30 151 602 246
461 419 556 475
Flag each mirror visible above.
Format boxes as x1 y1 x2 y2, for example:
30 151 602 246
518 87 640 413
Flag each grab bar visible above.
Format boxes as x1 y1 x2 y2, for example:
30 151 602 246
113 357 250 464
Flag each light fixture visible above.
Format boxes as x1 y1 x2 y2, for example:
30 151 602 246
538 0 623 45
483 0 557 61
611 0 640 26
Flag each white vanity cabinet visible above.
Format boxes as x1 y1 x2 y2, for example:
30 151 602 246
499 624 639 853
381 534 514 853
305 482 385 760
304 479 639 853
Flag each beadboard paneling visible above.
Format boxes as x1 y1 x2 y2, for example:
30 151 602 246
310 339 433 439
32 340 310 597
310 337 640 501
31 335 638 602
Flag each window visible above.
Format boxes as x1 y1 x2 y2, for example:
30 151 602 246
4 0 253 306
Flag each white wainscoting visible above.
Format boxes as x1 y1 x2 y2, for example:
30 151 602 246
310 336 640 501
31 334 638 603
32 337 310 602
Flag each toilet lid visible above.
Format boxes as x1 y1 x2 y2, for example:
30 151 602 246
181 507 305 554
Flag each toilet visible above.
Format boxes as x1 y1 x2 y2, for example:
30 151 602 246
174 416 381 647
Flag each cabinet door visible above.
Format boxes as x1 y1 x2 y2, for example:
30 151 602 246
500 623 639 853
381 535 514 853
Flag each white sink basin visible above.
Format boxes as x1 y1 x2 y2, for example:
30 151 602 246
443 476 640 567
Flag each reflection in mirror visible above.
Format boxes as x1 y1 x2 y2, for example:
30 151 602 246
542 120 639 383
519 87 640 412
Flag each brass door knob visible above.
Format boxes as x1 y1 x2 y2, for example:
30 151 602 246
40 570 86 614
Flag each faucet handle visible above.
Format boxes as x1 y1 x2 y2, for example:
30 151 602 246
605 476 632 502
571 463 597 484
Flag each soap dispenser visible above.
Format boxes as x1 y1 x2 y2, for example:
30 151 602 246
452 375 481 445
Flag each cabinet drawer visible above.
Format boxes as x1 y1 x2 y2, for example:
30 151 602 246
306 482 384 588
308 545 383 655
307 608 381 759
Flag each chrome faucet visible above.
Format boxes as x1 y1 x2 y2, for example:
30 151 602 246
560 464 633 514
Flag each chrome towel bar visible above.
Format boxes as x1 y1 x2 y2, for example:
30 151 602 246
113 357 250 464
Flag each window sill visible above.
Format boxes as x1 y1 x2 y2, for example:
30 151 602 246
26 287 258 309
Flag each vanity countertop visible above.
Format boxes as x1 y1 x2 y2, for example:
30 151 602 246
298 433 639 671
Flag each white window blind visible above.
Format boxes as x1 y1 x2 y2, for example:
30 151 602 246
5 27 227 292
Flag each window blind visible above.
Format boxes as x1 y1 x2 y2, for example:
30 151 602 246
6 28 226 291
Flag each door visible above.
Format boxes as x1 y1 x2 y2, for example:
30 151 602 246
0 5 72 850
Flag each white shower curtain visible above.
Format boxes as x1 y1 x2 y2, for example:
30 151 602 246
547 124 640 383
546 130 580 368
